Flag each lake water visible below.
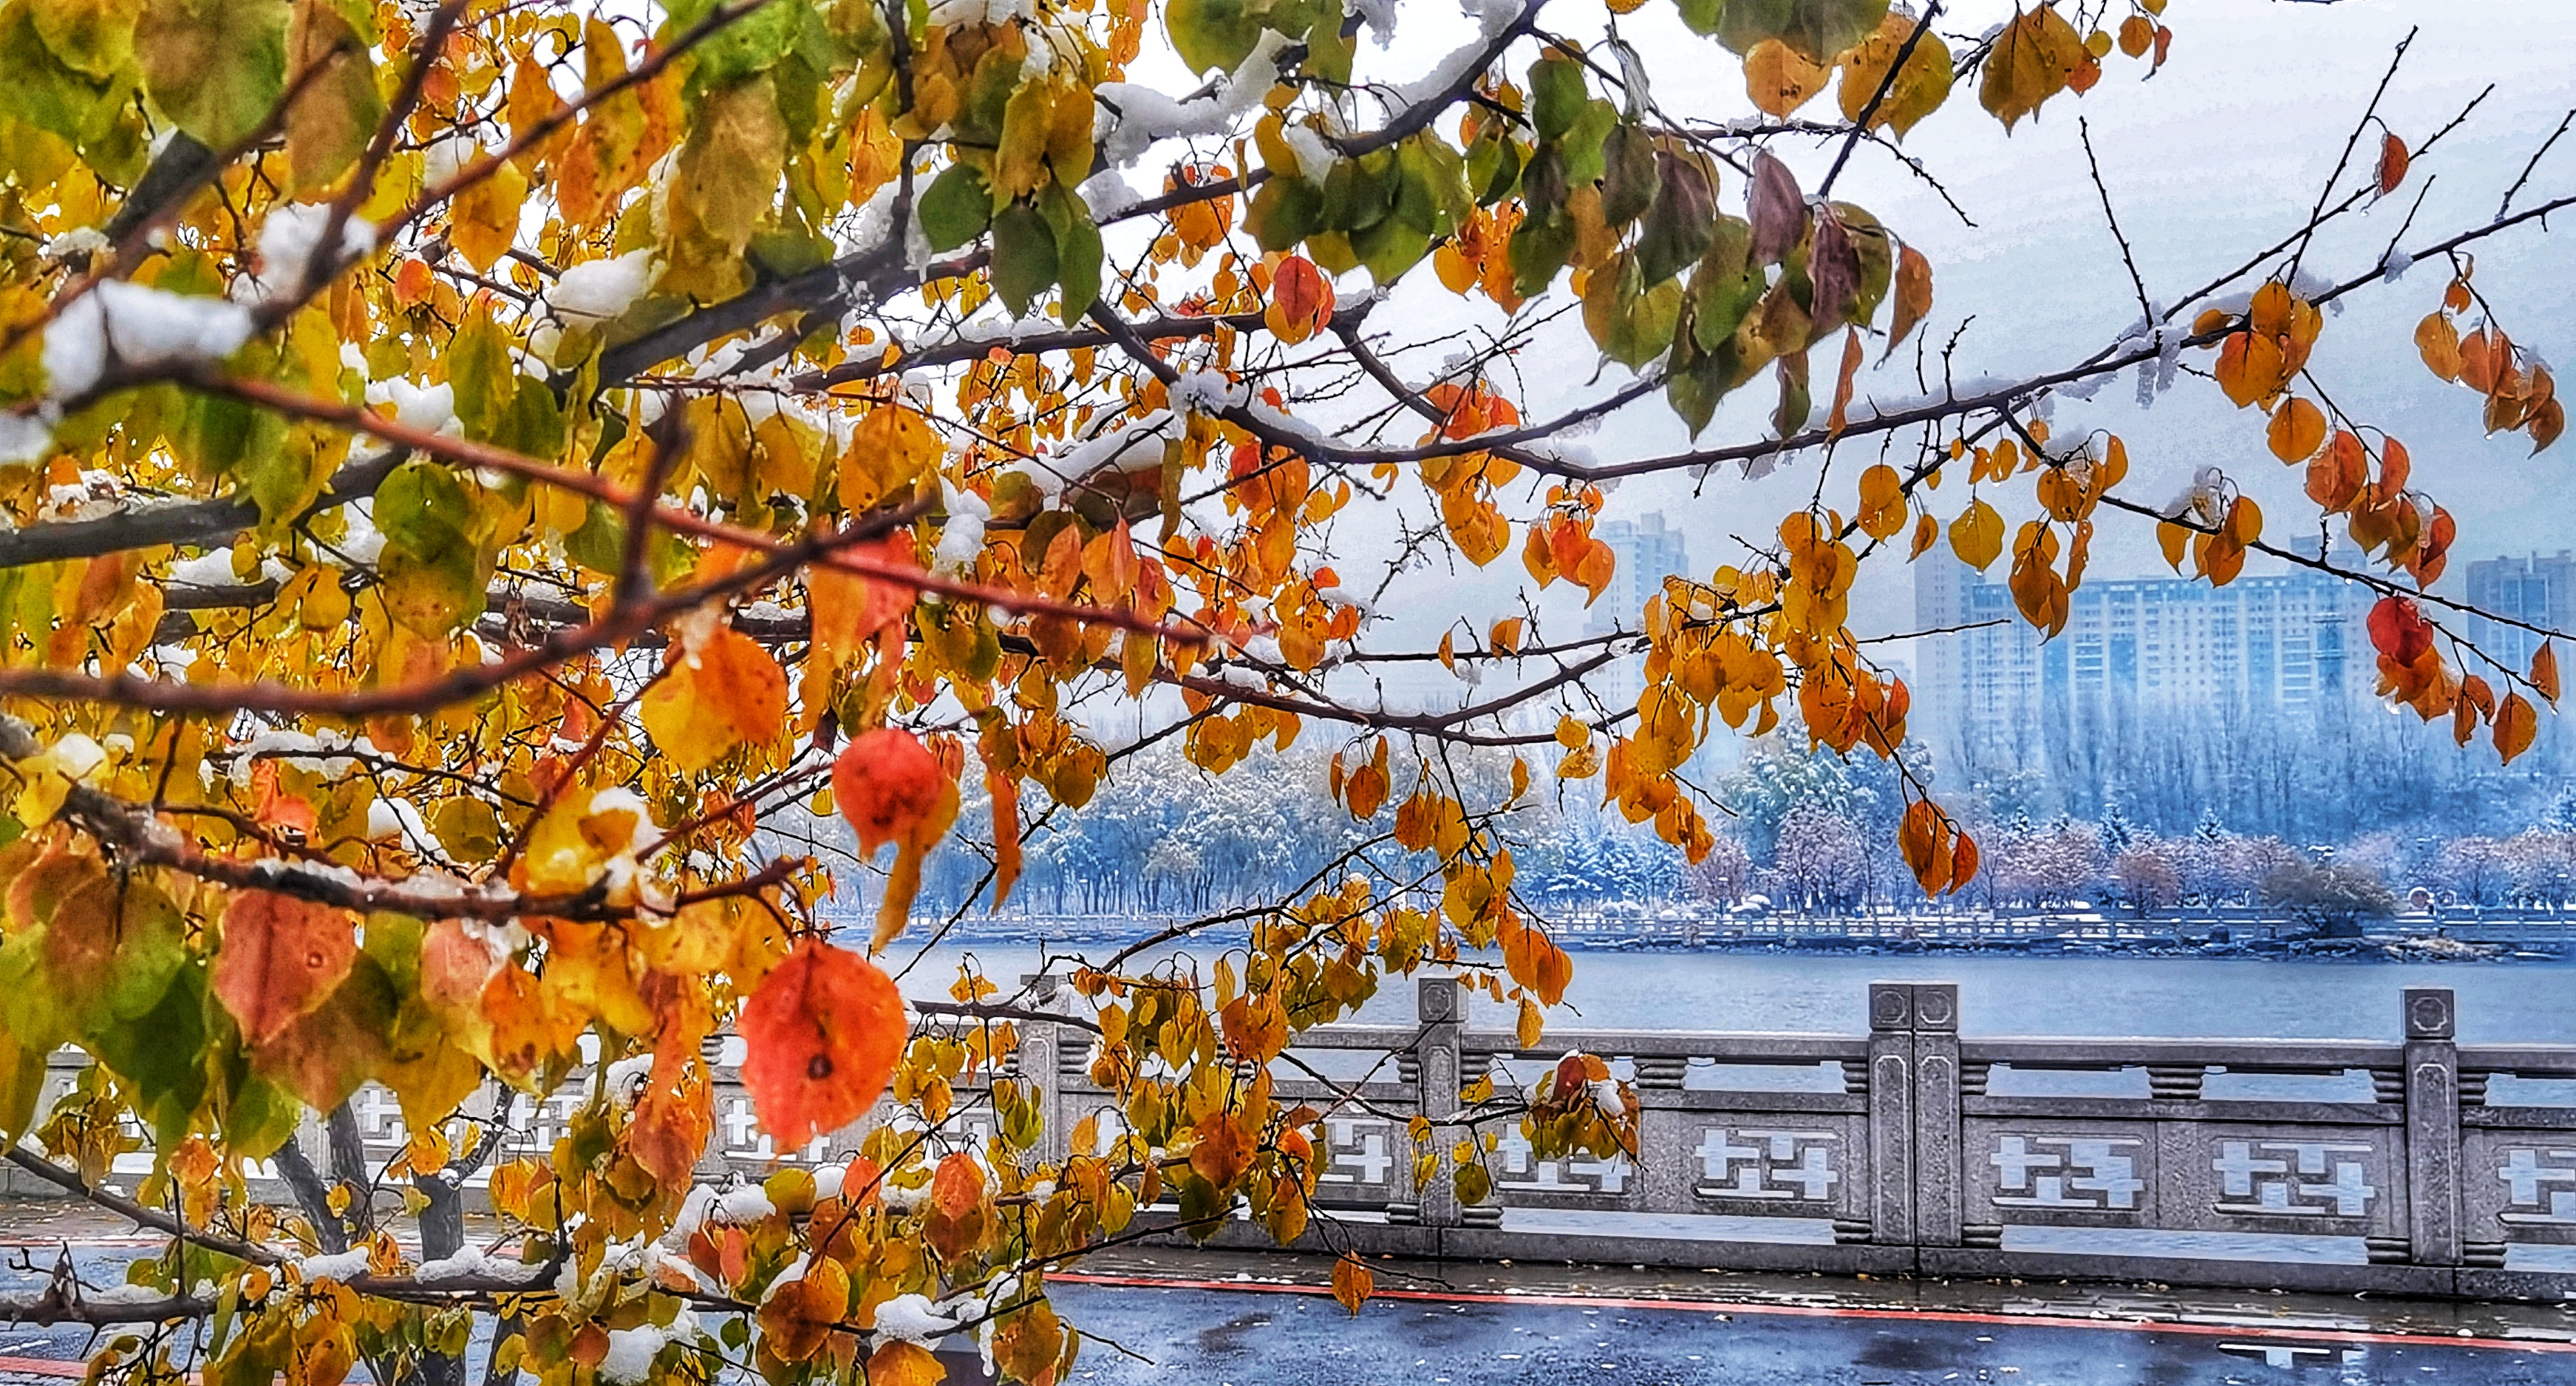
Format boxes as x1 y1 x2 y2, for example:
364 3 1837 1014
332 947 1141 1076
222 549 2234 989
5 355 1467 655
890 945 2576 1042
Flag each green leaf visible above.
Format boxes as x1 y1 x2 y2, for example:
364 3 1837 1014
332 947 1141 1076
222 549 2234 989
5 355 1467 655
1038 183 1102 325
1687 214 1761 353
1583 254 1680 369
564 497 627 576
1244 177 1321 252
919 161 992 251
1830 200 1892 325
0 3 128 149
231 413 316 527
1507 205 1577 302
378 460 472 554
989 203 1058 316
1352 213 1428 286
1529 54 1587 142
1321 149 1398 234
1559 98 1618 188
93 956 205 1139
1717 0 1889 64
30 0 135 79
1465 128 1524 205
1165 0 1260 74
449 309 514 442
1599 123 1658 227
1772 349 1812 437
376 461 483 633
668 0 799 89
137 0 287 148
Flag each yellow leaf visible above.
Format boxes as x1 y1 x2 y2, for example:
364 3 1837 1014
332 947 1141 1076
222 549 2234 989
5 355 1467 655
1856 461 1906 540
451 159 529 274
1836 10 1956 138
1980 5 2086 132
1947 498 2003 570
1743 38 1828 119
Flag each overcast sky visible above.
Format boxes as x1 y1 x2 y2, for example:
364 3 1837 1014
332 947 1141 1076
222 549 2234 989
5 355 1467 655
1206 0 2576 701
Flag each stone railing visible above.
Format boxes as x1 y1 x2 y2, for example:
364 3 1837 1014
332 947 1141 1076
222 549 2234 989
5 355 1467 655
44 977 2575 1301
881 978 2572 1300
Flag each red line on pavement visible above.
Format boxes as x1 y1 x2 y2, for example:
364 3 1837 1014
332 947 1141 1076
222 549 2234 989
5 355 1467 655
0 1356 89 1378
1048 1272 2576 1355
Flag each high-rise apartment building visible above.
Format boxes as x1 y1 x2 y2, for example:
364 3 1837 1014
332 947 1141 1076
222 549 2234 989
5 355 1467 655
2464 552 2575 680
1910 545 2376 768
1585 512 1694 712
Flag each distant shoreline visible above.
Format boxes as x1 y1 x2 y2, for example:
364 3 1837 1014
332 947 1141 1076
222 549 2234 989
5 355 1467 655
843 917 2572 964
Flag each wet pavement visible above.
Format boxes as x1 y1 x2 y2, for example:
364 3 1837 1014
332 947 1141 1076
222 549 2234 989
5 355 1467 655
1048 1246 2576 1385
1 1203 2572 1384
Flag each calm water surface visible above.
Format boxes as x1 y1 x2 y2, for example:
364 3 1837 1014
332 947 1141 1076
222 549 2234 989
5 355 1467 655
890 945 2576 1042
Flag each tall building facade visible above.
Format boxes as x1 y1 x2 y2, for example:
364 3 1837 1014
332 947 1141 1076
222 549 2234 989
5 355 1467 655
2464 552 2575 680
1587 512 1694 712
1911 545 2377 771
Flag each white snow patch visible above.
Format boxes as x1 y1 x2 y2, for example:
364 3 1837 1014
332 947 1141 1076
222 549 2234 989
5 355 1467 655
548 250 658 323
45 279 256 401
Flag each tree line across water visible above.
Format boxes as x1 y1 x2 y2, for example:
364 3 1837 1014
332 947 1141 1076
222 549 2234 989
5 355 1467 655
802 722 2576 927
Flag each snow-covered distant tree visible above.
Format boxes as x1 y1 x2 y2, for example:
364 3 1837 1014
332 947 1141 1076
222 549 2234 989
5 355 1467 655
2111 843 2184 915
1684 834 1754 906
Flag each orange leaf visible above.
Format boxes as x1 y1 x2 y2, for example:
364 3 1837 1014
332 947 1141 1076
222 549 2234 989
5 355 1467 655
739 940 907 1146
1264 255 1335 345
213 891 356 1046
1885 245 1932 361
2377 132 2409 196
924 1150 990 1263
2533 642 2561 706
865 1341 947 1386
2496 693 2538 767
2306 430 2367 512
1827 328 1865 438
2266 396 2325 463
834 727 949 857
638 625 788 774
1331 1252 1374 1314
809 534 919 673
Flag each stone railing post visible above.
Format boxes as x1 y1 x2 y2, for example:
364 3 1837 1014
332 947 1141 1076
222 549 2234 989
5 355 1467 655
1414 975 1463 1229
1911 982 1962 1248
1866 982 1914 1246
1017 974 1069 1165
2402 985 2461 1266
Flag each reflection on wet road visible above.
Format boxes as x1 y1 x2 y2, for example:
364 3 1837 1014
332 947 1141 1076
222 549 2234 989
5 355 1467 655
1049 1276 2575 1386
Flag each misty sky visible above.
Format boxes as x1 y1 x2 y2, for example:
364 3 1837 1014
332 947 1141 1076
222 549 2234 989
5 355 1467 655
1190 1 2576 704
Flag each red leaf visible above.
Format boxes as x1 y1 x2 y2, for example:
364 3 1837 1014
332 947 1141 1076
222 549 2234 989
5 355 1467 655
212 890 356 1045
1266 255 1335 345
739 940 907 1146
833 727 947 856
2377 132 2409 196
1747 151 1805 265
2367 595 2433 666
